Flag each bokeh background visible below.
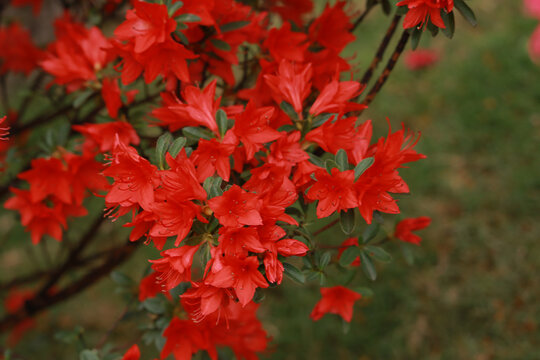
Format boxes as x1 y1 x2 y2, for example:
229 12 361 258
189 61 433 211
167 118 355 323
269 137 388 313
1 0 539 359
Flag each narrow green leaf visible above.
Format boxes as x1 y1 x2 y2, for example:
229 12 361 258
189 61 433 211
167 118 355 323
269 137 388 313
319 251 332 269
362 222 380 243
183 126 213 141
427 21 439 37
380 0 391 15
280 101 298 120
308 153 325 168
79 349 100 360
167 1 184 17
354 157 374 180
440 11 455 39
400 242 415 265
283 262 305 284
360 251 377 281
410 27 423 50
277 124 296 132
168 137 187 158
216 109 228 138
110 271 134 287
325 159 338 174
142 298 165 315
354 286 374 298
156 132 173 169
220 20 250 33
311 113 334 127
210 39 231 51
364 245 393 263
335 149 348 171
454 0 477 27
339 246 360 266
176 13 201 23
73 89 94 109
340 209 356 235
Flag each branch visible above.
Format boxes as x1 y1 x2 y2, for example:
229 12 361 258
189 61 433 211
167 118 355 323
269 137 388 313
359 15 402 92
0 240 138 334
313 218 339 237
359 30 411 111
351 1 377 31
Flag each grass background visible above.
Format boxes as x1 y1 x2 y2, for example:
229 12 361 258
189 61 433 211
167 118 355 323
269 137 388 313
1 0 539 359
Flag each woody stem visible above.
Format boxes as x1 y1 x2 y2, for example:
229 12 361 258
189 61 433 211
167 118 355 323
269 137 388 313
359 29 411 112
351 1 377 31
313 218 340 237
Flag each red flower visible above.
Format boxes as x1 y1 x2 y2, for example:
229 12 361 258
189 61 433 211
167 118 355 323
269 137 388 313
11 0 43 15
0 116 9 140
264 60 312 117
309 76 366 116
121 344 140 360
104 142 160 211
208 185 262 228
397 0 454 29
267 131 309 166
64 151 110 205
525 0 540 19
529 24 540 63
263 22 308 62
309 2 356 53
181 282 233 320
4 289 36 346
306 168 358 218
101 77 139 118
150 245 199 291
18 157 72 204
394 216 431 245
161 317 216 360
0 23 43 75
206 255 269 306
217 227 266 257
139 272 164 301
269 0 313 26
114 1 177 53
40 14 112 90
404 49 440 70
191 137 236 182
310 286 362 322
73 121 140 153
232 101 281 160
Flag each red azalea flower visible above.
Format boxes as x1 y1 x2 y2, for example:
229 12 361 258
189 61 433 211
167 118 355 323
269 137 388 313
206 255 269 306
405 49 440 70
269 0 313 26
309 76 366 116
310 286 362 322
4 289 36 346
264 60 312 117
529 24 540 63
217 227 266 257
150 245 199 291
121 344 140 360
63 151 110 205
73 121 140 153
0 116 9 140
104 142 160 211
394 216 431 245
268 131 310 166
525 0 540 19
263 22 309 62
18 157 72 204
181 282 233 321
208 185 262 228
306 168 358 218
0 23 43 75
114 1 177 53
101 77 138 118
309 1 356 53
191 137 236 182
232 101 281 160
161 317 216 360
397 0 454 29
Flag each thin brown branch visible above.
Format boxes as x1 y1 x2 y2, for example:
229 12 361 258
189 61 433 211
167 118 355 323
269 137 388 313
359 30 411 111
0 240 138 334
351 1 377 31
359 15 402 91
313 218 339 237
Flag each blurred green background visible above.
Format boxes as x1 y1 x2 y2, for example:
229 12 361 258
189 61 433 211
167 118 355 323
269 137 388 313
1 0 540 359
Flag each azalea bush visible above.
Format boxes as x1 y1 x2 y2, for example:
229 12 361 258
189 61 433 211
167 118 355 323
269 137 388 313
0 0 477 359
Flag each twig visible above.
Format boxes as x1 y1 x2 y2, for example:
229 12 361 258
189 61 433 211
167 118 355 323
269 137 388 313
359 30 411 111
351 2 377 32
313 218 339 237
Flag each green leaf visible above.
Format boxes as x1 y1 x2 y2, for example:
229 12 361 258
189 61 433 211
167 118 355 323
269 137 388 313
280 101 298 120
210 39 231 51
454 0 477 27
364 245 392 263
203 176 223 199
354 286 374 298
380 0 391 15
360 251 377 281
74 89 94 109
183 126 213 141
173 30 189 45
110 271 134 287
400 242 415 265
277 124 296 132
354 157 374 180
167 1 184 17
176 13 201 23
156 132 173 169
142 298 165 315
340 209 356 235
426 21 439 37
319 251 332 269
440 11 455 39
216 109 228 138
410 27 423 50
362 222 380 243
324 159 338 174
335 149 348 171
283 262 305 284
308 153 325 168
168 137 187 158
311 113 333 128
220 20 250 33
79 349 100 360
339 246 360 266
396 5 409 15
